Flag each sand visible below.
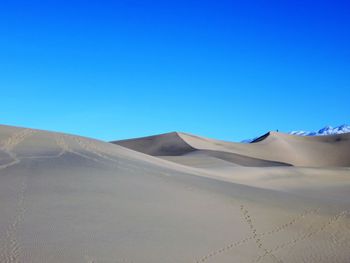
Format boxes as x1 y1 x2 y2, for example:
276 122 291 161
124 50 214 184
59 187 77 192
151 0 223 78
0 124 349 262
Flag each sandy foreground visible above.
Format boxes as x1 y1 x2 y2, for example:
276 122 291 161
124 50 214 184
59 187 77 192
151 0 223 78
0 125 349 263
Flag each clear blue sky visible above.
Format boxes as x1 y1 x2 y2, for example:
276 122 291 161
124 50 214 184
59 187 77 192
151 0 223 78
1 0 349 142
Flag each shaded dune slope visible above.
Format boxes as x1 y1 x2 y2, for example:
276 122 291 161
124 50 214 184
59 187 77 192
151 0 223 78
114 131 350 167
113 132 291 167
114 132 196 156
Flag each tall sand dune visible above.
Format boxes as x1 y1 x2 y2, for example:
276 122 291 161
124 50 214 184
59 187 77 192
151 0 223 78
0 124 349 262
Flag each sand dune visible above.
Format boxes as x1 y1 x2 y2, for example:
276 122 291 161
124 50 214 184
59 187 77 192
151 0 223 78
114 132 291 167
1 124 350 262
114 131 350 167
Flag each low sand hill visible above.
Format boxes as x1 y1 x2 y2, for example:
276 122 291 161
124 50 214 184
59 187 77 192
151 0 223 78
1 124 350 263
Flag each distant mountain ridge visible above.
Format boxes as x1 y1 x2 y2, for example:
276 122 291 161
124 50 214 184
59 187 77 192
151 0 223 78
289 124 350 136
243 124 350 143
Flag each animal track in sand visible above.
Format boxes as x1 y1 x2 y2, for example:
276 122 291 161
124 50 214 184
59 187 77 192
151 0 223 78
199 205 349 263
0 129 35 152
73 137 121 165
195 207 320 263
0 129 35 170
254 210 350 263
0 176 28 263
290 222 350 263
55 135 108 165
14 134 66 160
71 136 172 179
58 135 183 184
241 205 283 263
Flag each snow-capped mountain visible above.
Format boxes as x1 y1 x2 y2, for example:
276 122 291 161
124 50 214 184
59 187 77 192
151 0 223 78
289 124 350 136
242 124 350 143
